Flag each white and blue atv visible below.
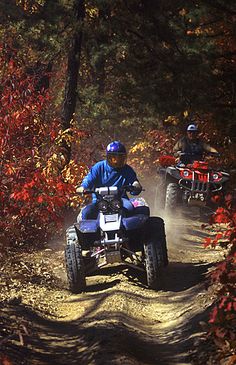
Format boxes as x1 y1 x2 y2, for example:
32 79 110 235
65 186 168 293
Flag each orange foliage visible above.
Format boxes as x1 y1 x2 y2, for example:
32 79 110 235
129 128 179 176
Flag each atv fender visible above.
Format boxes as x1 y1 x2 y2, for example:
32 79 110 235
75 220 99 233
158 166 181 183
74 221 100 250
221 172 230 184
122 214 149 231
165 166 181 180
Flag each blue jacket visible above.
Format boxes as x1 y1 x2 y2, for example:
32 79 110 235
81 160 138 202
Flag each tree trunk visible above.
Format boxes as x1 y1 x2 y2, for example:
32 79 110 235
61 0 85 164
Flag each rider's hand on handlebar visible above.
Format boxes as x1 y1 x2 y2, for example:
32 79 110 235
122 184 141 194
76 186 85 194
124 185 134 192
130 186 141 194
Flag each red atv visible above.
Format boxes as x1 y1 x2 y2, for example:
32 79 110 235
156 154 230 215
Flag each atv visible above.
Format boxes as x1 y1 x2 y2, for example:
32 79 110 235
65 185 168 293
156 153 230 215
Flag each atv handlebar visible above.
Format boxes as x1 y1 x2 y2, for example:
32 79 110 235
77 185 144 196
178 151 220 158
121 185 145 193
208 152 221 158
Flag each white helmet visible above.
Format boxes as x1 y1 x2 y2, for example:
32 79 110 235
187 124 198 132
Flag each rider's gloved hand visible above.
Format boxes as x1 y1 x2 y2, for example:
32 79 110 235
174 151 182 157
209 152 220 158
130 181 142 195
76 186 85 194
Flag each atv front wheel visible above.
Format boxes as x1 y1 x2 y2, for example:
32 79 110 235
165 182 180 212
65 226 86 293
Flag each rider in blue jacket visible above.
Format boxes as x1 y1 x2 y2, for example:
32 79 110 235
76 141 143 219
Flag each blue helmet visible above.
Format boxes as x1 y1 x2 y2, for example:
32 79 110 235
106 141 126 154
106 141 127 168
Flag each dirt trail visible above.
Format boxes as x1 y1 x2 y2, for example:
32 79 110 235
1 208 224 365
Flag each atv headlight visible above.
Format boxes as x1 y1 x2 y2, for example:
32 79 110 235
97 200 109 212
110 199 122 211
212 173 219 180
183 170 189 177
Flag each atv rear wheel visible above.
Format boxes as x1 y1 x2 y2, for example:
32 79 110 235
155 217 168 266
144 241 162 289
165 182 180 212
65 226 86 293
144 217 168 289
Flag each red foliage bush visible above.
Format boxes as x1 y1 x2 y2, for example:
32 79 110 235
204 200 236 359
0 43 86 248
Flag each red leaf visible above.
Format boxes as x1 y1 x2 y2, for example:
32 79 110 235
204 237 212 247
37 196 43 203
215 327 226 339
209 306 218 323
1 355 13 365
211 207 232 224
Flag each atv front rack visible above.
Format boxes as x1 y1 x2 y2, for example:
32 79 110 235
179 178 223 193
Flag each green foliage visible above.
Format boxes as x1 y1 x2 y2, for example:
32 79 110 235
2 0 235 134
0 0 73 64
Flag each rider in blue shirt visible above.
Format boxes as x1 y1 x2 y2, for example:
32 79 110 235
76 141 143 219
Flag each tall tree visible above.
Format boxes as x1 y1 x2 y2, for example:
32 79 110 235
61 0 85 163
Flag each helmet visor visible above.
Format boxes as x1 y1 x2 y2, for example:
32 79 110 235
187 130 198 139
107 153 127 168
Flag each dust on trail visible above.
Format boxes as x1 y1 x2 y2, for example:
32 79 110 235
1 206 224 365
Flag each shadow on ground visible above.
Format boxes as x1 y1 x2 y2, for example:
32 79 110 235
85 259 213 294
0 299 211 365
